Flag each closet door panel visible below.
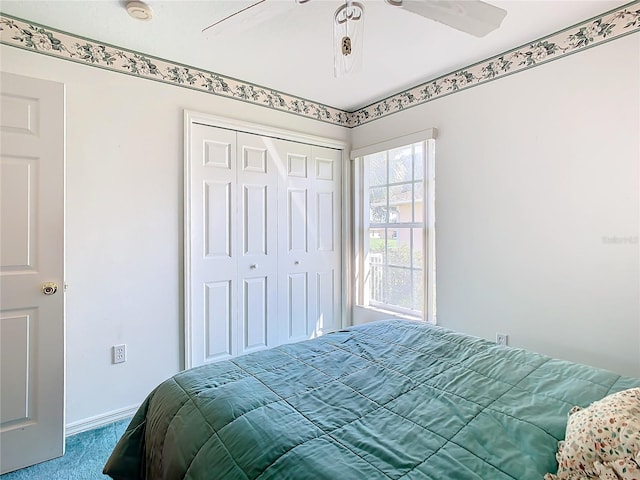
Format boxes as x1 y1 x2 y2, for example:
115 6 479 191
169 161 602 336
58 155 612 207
277 140 316 342
312 146 342 335
242 184 268 255
288 188 308 253
204 281 233 360
242 276 268 350
204 181 232 258
277 141 342 342
317 191 335 252
186 119 343 368
237 132 279 354
188 125 237 365
287 273 309 339
317 270 336 335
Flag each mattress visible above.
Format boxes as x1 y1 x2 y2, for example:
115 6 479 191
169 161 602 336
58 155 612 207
103 319 640 479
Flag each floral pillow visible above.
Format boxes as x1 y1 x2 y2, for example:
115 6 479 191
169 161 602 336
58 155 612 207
545 388 640 480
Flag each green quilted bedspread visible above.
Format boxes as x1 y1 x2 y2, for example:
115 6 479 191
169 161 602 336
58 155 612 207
104 320 640 480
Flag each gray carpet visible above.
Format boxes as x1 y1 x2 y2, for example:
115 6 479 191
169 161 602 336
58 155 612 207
1 419 130 479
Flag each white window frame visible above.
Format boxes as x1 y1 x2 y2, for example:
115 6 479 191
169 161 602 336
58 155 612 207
351 129 437 323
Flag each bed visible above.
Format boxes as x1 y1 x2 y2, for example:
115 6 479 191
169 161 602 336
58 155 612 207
103 319 640 480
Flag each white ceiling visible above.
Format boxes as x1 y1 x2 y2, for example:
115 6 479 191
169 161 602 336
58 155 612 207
0 0 625 111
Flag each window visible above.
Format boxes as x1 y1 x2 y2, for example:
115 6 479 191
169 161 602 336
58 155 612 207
353 131 436 323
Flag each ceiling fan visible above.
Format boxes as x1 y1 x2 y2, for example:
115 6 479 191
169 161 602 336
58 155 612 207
203 0 507 77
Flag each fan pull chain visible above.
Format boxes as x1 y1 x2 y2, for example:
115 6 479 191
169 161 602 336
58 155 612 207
342 36 352 55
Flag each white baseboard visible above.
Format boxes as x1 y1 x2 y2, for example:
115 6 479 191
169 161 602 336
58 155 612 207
65 404 139 437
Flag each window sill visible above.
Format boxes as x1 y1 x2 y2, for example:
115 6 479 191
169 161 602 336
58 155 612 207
357 304 425 322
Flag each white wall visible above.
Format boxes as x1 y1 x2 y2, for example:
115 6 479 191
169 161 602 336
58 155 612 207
1 30 638 428
352 35 640 377
0 45 349 426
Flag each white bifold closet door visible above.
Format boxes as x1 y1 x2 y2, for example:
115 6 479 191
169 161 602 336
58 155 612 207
236 132 279 356
276 139 342 344
186 123 341 368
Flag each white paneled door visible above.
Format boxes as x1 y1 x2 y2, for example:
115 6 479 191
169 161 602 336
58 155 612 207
0 73 65 473
187 126 280 366
311 145 342 336
236 133 279 356
277 141 342 343
185 118 343 368
188 124 237 364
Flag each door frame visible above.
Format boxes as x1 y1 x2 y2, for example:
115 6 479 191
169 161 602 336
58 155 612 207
183 110 349 370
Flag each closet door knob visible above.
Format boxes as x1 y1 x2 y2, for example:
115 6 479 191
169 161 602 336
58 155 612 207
294 261 300 265
249 264 258 269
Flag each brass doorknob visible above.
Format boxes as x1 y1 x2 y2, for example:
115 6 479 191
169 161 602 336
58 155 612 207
41 282 58 295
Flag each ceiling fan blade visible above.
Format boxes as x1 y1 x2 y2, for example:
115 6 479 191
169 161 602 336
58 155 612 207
202 0 268 33
396 0 507 37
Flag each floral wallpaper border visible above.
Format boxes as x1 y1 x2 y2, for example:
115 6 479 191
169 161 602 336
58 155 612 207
0 1 639 128
352 1 640 126
0 13 350 126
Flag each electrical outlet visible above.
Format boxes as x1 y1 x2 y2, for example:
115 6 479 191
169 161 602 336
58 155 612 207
496 333 508 346
113 344 126 364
